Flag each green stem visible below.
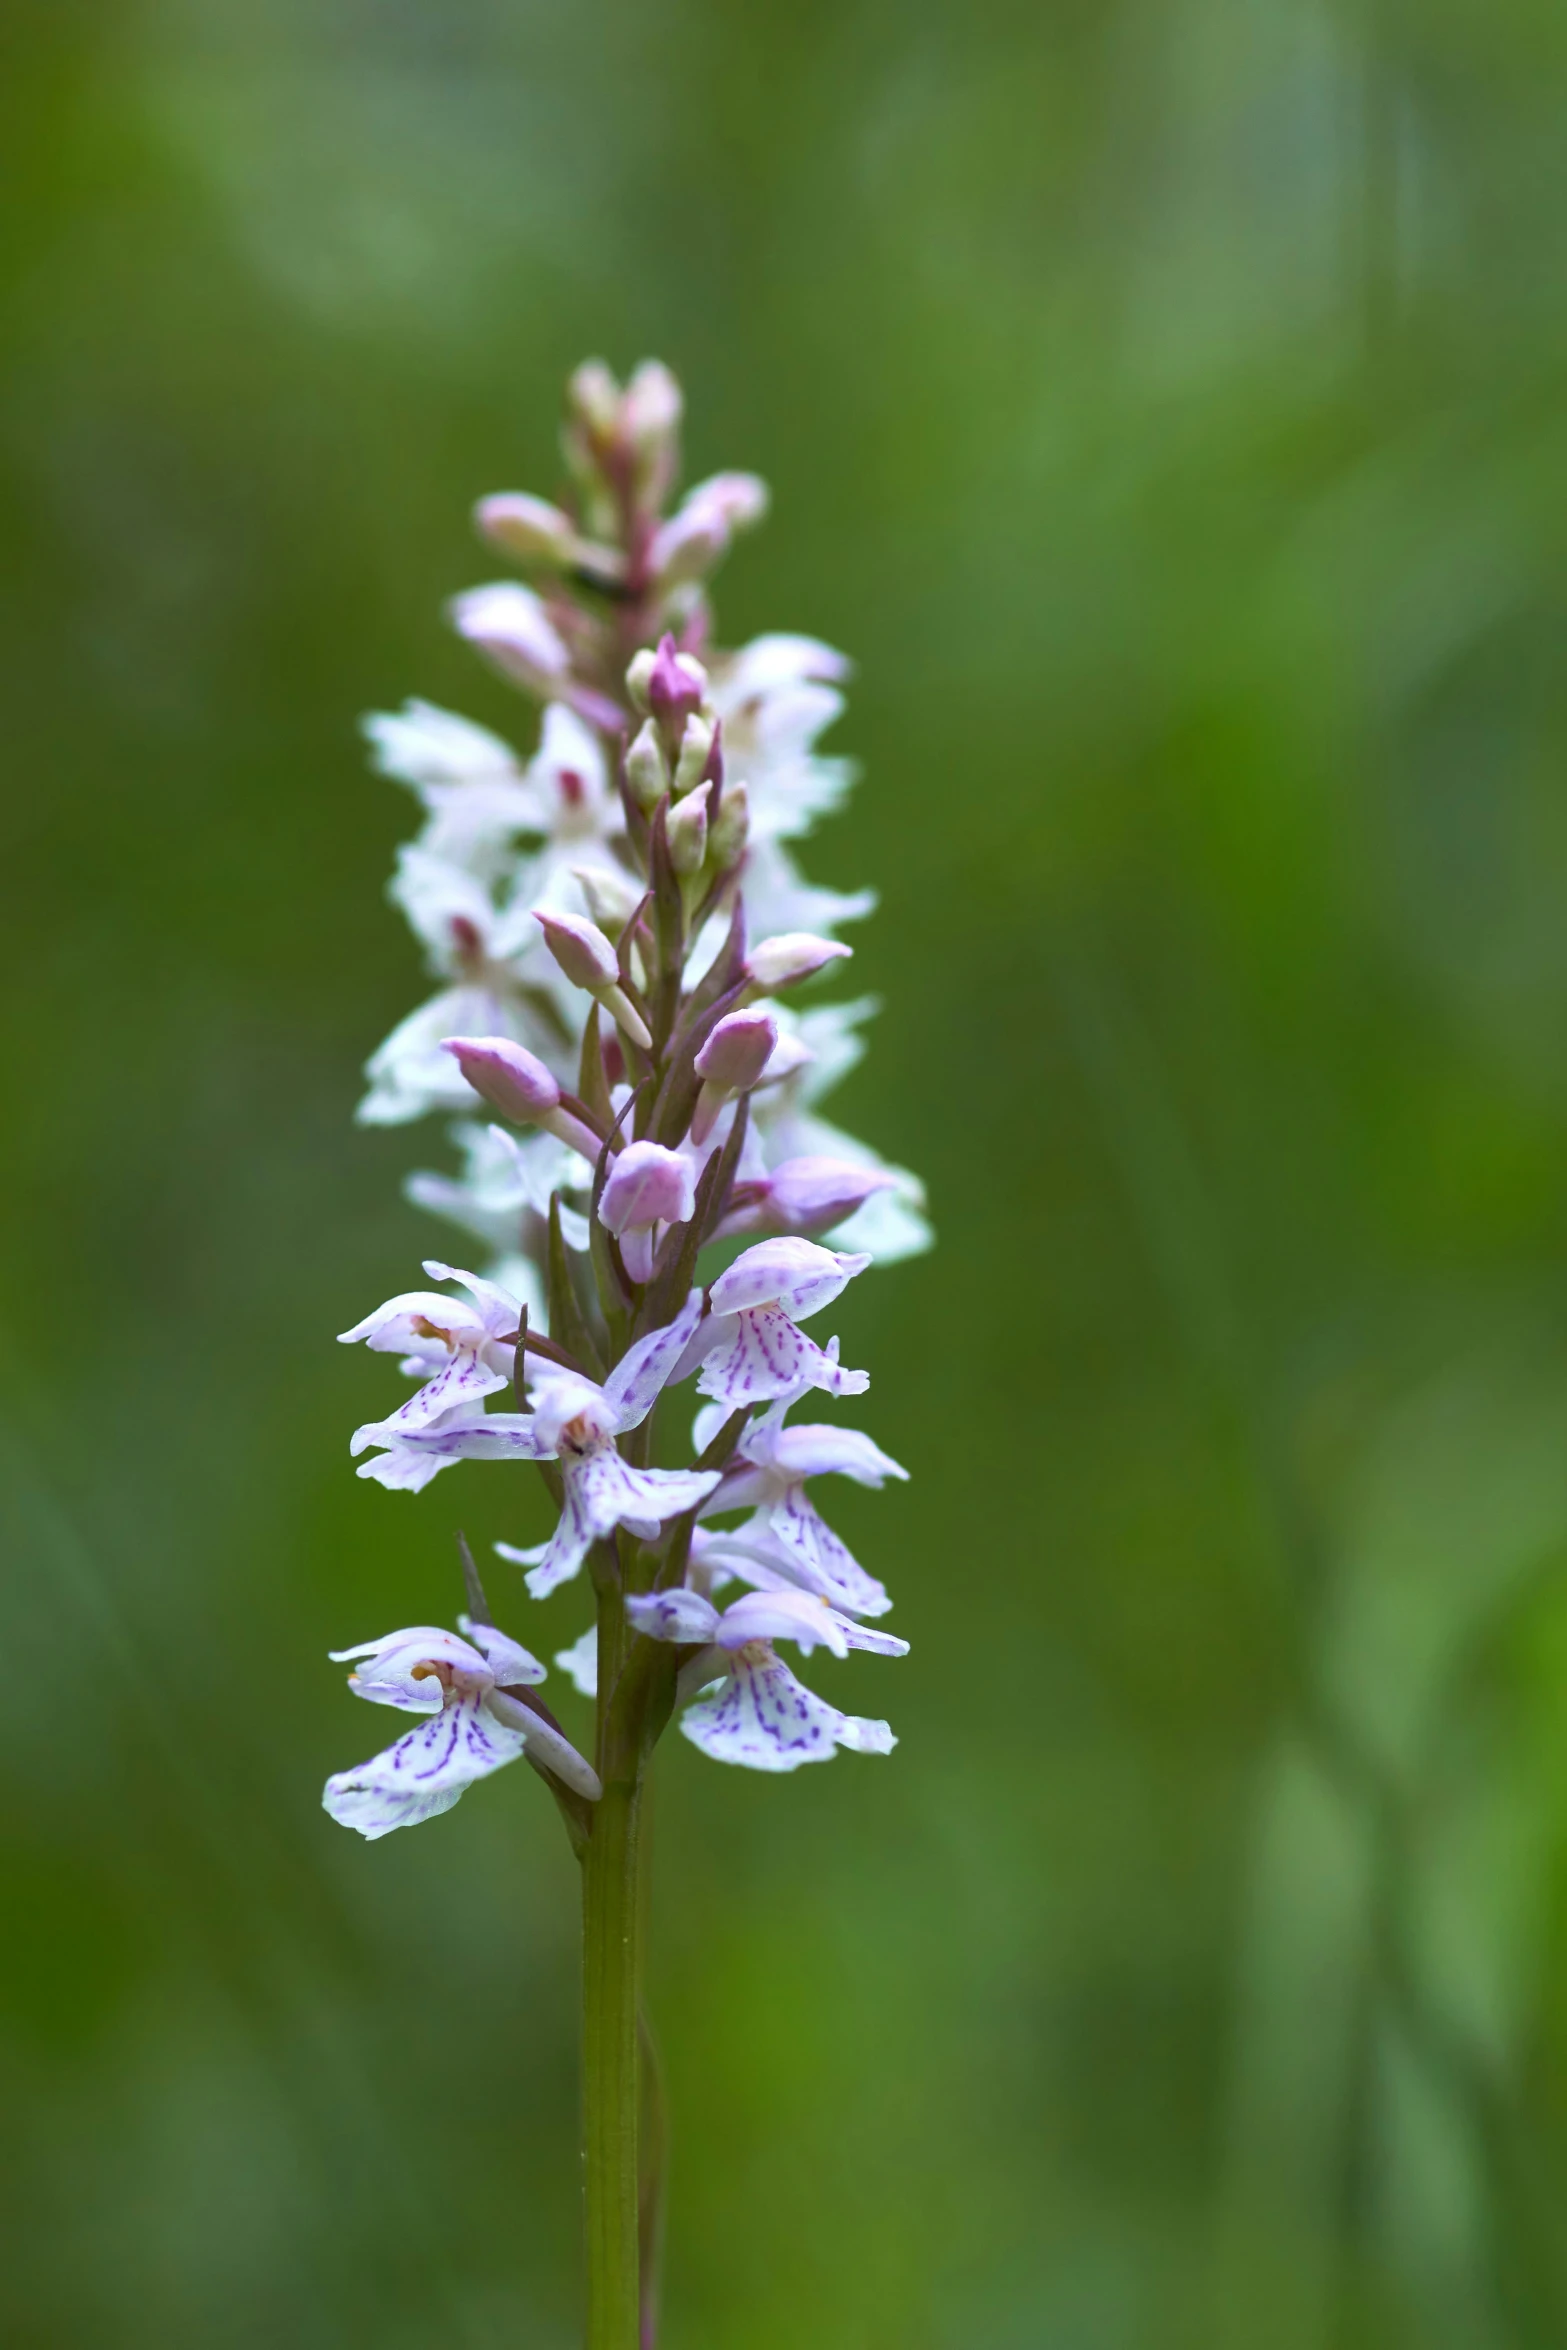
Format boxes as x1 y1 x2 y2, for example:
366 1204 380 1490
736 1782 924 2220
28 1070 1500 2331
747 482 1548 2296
582 1769 645 2350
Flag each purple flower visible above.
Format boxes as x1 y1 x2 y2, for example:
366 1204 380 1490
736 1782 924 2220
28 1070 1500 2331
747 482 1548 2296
323 1618 600 1838
625 1587 906 1773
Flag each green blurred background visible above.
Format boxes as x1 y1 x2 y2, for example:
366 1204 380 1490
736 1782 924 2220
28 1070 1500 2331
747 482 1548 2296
7 0 1567 2343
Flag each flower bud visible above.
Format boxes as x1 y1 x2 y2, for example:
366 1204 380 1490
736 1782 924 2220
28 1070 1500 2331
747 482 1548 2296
567 359 622 444
449 583 570 698
573 864 642 934
623 360 683 502
764 1157 896 1234
442 1035 606 1164
534 909 619 991
672 714 715 798
475 493 578 566
534 911 653 1053
696 1009 777 1091
651 472 770 587
666 780 710 877
745 933 853 993
599 1141 696 1237
690 1008 778 1143
707 777 749 871
625 719 670 812
646 633 707 735
625 648 657 714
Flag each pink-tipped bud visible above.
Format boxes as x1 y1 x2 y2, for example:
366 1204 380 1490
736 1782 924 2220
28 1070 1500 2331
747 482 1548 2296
667 780 710 877
695 1010 778 1092
476 493 578 566
651 472 770 587
441 1035 604 1163
764 1157 896 1234
567 359 622 445
534 909 619 992
691 1008 778 1145
623 361 683 502
449 583 570 697
646 633 707 733
599 1141 696 1237
745 933 853 992
442 1035 560 1122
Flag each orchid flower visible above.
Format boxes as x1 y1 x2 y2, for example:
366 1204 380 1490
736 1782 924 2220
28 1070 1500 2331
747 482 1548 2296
338 1261 520 1434
692 1394 904 1616
689 1237 871 1408
323 1617 600 1839
625 1587 906 1773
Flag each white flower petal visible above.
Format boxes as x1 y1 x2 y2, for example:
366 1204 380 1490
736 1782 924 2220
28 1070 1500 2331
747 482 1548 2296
602 1291 706 1429
323 1693 527 1838
553 1625 599 1698
680 1648 893 1774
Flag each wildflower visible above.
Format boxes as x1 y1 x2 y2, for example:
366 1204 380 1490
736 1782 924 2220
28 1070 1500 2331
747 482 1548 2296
690 1237 871 1407
337 1262 520 1434
693 1395 905 1617
323 1618 600 1838
625 1587 906 1773
598 1141 696 1282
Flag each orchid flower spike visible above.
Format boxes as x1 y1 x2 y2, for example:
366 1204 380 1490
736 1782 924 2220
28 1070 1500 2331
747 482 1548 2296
625 1587 906 1773
687 1237 871 1408
323 1618 600 1838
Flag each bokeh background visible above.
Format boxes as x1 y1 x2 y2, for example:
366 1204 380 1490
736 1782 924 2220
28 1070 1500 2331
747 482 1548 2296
7 0 1567 2343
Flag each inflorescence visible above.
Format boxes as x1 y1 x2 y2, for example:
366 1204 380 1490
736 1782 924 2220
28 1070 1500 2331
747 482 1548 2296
323 358 928 1838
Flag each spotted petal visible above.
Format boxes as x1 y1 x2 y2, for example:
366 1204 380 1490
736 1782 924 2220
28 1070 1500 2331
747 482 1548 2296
323 1694 527 1838
696 1304 867 1409
680 1648 895 1774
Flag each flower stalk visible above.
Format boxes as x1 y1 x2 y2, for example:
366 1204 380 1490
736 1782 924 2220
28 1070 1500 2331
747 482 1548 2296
322 358 932 2340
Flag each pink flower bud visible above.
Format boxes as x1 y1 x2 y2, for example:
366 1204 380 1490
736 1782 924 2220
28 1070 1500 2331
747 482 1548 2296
764 1157 896 1234
534 909 620 991
695 1010 778 1092
441 1035 560 1121
646 633 707 732
449 583 570 697
625 719 670 811
599 1142 696 1237
475 493 578 566
691 1008 778 1144
745 933 853 992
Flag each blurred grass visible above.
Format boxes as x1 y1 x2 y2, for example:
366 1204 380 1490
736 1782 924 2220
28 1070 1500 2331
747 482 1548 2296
6 0 1567 2344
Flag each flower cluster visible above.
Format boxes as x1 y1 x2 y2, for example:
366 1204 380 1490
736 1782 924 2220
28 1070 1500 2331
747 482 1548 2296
324 360 925 1838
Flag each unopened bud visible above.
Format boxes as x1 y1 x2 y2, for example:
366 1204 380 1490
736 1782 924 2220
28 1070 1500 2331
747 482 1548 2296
651 472 770 587
567 359 622 444
673 715 715 798
764 1157 896 1234
667 780 710 877
623 360 683 502
707 777 749 871
745 933 853 993
573 864 642 934
535 912 653 1053
449 583 570 698
696 1009 777 1092
441 1035 604 1164
646 633 708 736
535 909 619 992
476 493 578 566
625 648 657 714
599 1142 696 1237
625 720 670 812
690 1007 777 1144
